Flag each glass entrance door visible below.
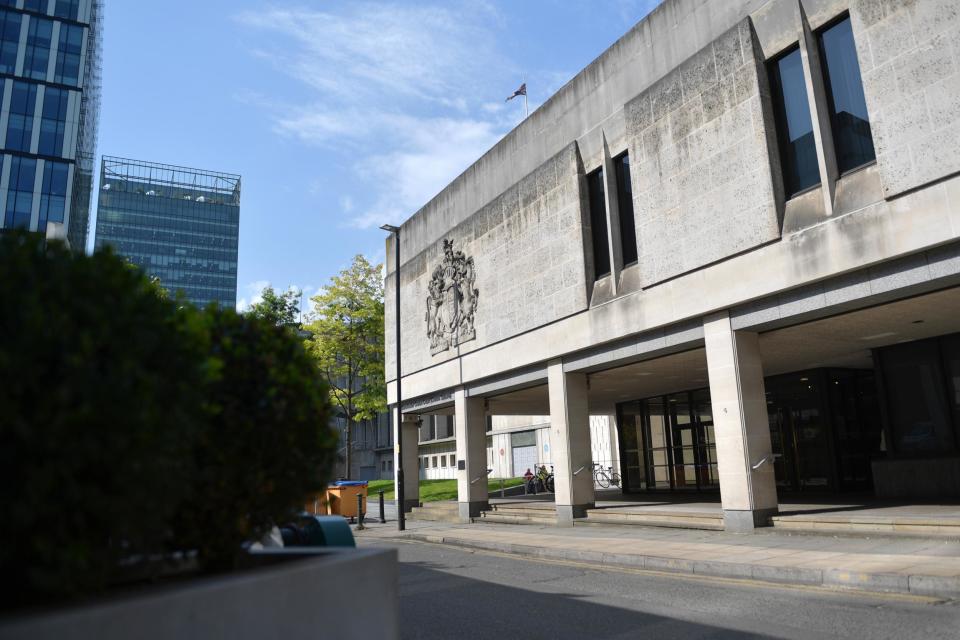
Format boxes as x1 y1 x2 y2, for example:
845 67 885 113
617 389 718 492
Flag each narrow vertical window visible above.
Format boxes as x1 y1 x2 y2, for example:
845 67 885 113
769 47 819 197
614 152 638 266
5 156 37 229
54 24 83 85
819 16 875 173
39 161 69 232
586 167 610 278
54 0 80 20
23 17 53 81
39 86 68 156
7 81 38 152
0 10 20 74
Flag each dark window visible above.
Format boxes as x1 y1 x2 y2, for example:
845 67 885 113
614 152 638 266
54 23 83 85
39 86 69 155
23 16 53 81
7 81 38 152
23 0 45 11
0 10 20 74
769 46 820 197
818 16 875 173
54 0 80 20
881 339 955 454
39 161 69 232
586 167 610 278
5 156 37 229
940 334 960 447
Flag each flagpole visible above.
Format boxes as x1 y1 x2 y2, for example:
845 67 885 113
523 74 528 118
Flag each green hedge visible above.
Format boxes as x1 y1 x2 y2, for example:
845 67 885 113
0 233 336 605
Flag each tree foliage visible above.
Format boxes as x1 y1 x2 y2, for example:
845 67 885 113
306 255 386 476
247 285 301 327
0 232 336 606
172 308 336 570
0 234 207 602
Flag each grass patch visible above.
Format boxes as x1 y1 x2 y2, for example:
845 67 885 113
361 478 524 502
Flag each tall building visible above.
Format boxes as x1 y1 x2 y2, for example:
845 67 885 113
0 0 102 249
385 0 960 528
94 156 240 308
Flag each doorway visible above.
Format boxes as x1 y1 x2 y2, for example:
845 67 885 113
618 389 719 492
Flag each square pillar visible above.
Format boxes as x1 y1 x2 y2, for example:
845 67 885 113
454 388 488 522
703 312 778 532
548 360 595 526
392 407 420 513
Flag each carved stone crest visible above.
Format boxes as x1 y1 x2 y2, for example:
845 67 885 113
425 239 479 355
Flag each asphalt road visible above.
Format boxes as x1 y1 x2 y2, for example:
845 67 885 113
367 539 960 640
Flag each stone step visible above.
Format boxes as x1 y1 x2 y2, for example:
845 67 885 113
486 504 556 515
408 501 460 523
771 514 960 538
478 513 557 526
581 509 724 531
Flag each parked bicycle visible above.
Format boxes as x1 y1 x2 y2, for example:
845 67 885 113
593 463 621 489
525 464 555 493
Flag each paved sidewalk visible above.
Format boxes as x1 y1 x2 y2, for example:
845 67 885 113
354 518 960 599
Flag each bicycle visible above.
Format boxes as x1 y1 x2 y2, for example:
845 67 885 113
526 465 555 493
593 463 621 489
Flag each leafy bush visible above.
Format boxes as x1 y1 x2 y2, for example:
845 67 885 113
172 308 336 569
0 233 208 603
0 232 337 605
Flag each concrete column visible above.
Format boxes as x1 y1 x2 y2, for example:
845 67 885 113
454 388 488 522
392 407 419 513
548 360 595 525
703 312 778 532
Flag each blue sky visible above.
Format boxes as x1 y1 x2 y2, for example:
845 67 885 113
94 0 660 311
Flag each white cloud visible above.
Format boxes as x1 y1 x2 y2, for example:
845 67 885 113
236 3 505 104
236 279 271 312
236 2 525 228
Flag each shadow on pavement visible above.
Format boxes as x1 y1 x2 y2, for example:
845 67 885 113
398 560 774 640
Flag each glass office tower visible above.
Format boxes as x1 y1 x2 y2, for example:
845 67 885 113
94 156 240 308
0 0 102 249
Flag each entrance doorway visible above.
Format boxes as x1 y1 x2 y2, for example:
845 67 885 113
765 369 880 492
618 389 719 492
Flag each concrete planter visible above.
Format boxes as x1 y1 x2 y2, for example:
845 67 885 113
0 547 398 640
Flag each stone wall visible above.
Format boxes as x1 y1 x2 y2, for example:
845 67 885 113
854 0 960 197
625 19 781 288
386 144 588 378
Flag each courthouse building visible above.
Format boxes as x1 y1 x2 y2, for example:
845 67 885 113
386 0 960 530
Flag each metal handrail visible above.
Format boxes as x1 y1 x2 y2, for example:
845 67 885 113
752 453 783 470
470 468 493 484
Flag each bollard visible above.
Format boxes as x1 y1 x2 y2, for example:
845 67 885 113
379 489 386 523
356 493 365 530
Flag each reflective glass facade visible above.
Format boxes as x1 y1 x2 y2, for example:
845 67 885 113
94 156 240 308
0 0 101 247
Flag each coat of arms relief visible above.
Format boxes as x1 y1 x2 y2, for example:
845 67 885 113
425 239 479 355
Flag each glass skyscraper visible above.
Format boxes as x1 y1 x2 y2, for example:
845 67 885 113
0 0 102 249
94 156 240 308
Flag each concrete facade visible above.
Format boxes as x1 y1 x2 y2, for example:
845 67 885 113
386 0 960 528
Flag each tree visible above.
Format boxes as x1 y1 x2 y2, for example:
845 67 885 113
306 255 386 478
248 285 301 327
